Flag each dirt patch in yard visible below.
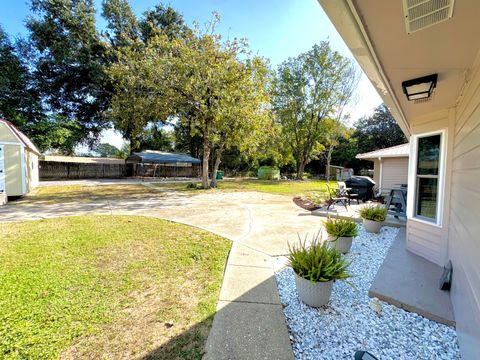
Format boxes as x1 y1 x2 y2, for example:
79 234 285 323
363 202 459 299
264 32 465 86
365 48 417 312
12 184 169 205
292 196 324 211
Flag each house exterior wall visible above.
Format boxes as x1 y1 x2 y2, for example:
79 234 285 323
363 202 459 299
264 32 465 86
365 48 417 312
372 157 408 194
406 109 453 267
406 66 480 357
447 57 480 358
3 144 23 196
380 157 408 193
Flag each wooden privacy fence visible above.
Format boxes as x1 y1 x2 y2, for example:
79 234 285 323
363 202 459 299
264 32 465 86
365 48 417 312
40 161 126 179
129 163 201 178
40 161 201 180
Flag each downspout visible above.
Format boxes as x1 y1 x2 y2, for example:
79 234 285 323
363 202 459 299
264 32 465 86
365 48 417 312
378 157 383 196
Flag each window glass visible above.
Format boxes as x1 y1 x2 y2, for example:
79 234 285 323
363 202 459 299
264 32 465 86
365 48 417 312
416 178 438 220
415 134 441 222
417 135 440 175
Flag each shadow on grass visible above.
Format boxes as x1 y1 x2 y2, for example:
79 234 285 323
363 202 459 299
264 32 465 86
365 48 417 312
141 315 215 360
140 275 295 360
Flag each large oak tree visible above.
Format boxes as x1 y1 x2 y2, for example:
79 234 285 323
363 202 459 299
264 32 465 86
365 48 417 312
273 41 359 179
107 16 272 188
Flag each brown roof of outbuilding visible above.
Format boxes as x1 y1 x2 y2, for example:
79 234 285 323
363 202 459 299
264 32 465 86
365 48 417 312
43 155 125 164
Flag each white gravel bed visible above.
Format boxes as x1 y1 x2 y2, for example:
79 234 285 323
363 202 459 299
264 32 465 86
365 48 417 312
275 226 461 360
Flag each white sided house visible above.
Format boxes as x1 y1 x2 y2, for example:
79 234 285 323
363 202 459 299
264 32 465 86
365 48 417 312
356 143 409 195
0 118 40 198
318 1 480 358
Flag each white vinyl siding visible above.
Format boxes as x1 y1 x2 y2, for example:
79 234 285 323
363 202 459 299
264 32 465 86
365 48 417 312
380 157 409 192
406 110 453 267
448 58 480 358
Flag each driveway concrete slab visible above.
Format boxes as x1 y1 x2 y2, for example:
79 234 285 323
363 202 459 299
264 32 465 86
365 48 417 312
203 300 294 360
0 188 319 359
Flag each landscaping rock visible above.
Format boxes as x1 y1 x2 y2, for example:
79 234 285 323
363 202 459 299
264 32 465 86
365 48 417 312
275 226 461 360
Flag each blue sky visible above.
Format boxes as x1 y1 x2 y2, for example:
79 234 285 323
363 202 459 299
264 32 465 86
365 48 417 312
1 0 381 150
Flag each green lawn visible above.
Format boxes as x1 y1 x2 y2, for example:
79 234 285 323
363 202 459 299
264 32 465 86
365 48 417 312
0 216 231 360
154 178 329 197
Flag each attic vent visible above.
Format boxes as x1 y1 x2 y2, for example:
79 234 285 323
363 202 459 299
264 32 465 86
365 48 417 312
403 0 455 34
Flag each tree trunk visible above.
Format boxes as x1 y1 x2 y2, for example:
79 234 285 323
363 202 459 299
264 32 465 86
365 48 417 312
296 160 306 180
326 145 334 182
201 133 211 189
211 143 224 188
129 137 136 155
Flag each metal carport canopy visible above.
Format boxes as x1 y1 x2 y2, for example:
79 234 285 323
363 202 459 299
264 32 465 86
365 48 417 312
127 151 201 164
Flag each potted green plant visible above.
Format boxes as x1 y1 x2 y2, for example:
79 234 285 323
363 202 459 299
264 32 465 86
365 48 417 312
288 233 352 307
359 204 388 233
323 217 359 253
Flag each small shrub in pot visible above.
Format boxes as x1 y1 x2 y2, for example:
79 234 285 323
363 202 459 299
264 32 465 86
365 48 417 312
323 217 358 253
288 233 351 307
359 204 387 233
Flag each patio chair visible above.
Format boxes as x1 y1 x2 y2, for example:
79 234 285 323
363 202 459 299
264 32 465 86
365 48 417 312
338 181 359 205
326 183 348 211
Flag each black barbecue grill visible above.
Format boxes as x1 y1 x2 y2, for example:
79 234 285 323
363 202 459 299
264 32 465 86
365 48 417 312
345 176 376 202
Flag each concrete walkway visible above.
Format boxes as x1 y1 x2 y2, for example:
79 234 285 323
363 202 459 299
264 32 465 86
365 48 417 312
0 187 325 359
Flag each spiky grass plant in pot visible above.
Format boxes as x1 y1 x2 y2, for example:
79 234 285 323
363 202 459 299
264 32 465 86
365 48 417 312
323 217 359 253
288 232 352 307
359 204 388 233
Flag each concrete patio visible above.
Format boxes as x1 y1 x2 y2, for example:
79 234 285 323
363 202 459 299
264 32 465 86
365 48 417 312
369 227 454 326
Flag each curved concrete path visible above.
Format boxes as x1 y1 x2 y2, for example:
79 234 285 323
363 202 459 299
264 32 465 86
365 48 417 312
0 187 324 359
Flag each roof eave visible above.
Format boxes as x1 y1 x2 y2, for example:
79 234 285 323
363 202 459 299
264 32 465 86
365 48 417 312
317 0 411 138
356 154 409 160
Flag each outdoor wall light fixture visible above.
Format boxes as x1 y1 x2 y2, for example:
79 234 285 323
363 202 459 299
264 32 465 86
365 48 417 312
402 74 438 101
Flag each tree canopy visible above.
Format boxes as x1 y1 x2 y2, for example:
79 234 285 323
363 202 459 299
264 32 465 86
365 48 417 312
273 41 360 179
0 0 404 181
107 15 272 188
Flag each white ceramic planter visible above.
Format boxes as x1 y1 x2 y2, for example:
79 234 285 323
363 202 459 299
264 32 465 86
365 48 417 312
363 219 383 233
294 273 333 307
327 236 353 254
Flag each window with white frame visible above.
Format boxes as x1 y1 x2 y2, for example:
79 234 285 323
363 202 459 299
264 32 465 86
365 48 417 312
414 133 442 222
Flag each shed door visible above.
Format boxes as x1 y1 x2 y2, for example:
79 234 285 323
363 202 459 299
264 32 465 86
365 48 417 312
0 145 5 194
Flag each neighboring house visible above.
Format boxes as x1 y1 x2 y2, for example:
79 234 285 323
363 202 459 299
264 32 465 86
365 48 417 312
356 143 409 195
0 118 40 197
325 165 354 181
318 1 480 358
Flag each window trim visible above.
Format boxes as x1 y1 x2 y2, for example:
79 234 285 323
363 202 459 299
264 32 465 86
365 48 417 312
407 129 446 227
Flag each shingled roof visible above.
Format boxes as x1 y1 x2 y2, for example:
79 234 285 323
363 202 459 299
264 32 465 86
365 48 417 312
356 143 410 160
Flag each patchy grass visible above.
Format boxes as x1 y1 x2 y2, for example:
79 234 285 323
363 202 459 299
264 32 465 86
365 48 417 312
154 179 329 197
0 216 231 359
15 184 164 205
